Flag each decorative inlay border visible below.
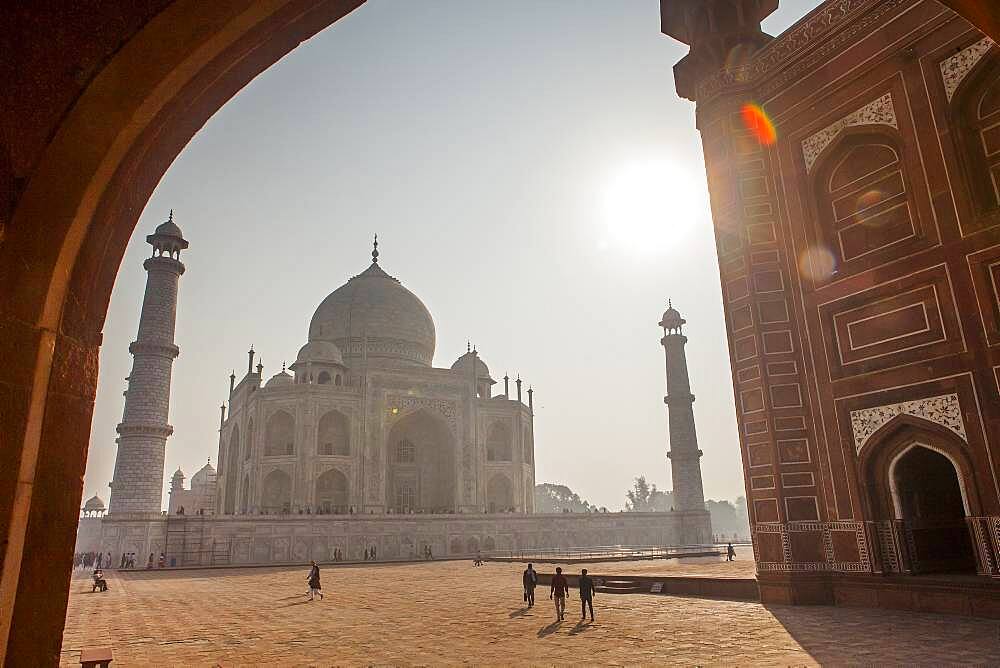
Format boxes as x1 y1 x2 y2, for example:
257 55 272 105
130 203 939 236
941 38 995 102
850 393 967 453
802 93 896 171
695 0 907 104
386 395 459 436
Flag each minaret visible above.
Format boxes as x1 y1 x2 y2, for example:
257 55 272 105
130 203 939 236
107 212 188 515
659 301 706 512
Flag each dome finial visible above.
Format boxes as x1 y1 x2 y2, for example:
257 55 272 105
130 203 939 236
467 341 471 353
282 361 286 373
168 208 174 223
668 298 672 309
372 234 379 264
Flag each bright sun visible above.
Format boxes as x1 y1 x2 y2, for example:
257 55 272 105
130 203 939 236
602 158 705 254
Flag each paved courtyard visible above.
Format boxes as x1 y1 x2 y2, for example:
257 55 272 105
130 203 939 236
62 553 1000 666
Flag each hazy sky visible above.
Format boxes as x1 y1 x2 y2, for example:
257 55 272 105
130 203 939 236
84 0 823 512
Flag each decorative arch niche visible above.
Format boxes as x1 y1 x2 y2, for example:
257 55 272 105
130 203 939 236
265 410 295 456
486 422 512 462
951 47 1000 216
223 426 240 515
811 129 917 273
317 410 350 456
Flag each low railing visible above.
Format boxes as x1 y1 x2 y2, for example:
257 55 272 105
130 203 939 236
484 544 719 563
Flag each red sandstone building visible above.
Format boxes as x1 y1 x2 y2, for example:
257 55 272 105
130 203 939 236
664 0 1000 612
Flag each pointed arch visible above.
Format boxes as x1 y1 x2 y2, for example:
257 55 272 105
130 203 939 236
245 418 254 461
486 422 512 462
317 410 350 456
487 473 514 513
951 47 1000 214
315 468 349 513
265 410 295 456
811 128 916 273
261 470 292 514
223 426 240 515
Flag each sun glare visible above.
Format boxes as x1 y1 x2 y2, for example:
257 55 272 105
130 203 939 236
602 159 705 254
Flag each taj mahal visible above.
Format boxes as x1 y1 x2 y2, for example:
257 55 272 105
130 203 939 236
213 236 537 518
77 215 711 565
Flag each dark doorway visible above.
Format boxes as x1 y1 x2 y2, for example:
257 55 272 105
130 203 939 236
892 446 975 573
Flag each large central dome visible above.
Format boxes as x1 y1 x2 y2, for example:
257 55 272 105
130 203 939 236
308 254 436 368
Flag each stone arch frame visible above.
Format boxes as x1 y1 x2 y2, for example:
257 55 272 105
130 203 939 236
260 468 293 515
240 474 251 514
317 370 332 384
0 0 994 662
486 472 514 513
245 417 255 461
949 46 1000 216
264 409 295 456
858 415 981 521
316 409 350 456
314 467 349 513
385 408 458 512
808 126 914 275
223 425 240 515
486 421 512 462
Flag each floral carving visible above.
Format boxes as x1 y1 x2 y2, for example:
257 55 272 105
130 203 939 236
802 93 896 171
385 395 459 435
941 38 996 102
850 393 967 453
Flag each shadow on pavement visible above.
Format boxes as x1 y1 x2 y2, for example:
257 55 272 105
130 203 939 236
537 620 562 638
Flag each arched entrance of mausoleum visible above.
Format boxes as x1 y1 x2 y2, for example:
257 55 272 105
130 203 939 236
860 417 979 574
387 410 457 513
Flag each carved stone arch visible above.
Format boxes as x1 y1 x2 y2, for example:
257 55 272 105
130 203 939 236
950 46 1000 214
385 396 459 438
810 127 915 272
858 415 980 521
315 467 349 512
317 409 350 456
245 418 254 461
802 93 898 173
223 425 240 515
265 409 295 456
485 420 512 462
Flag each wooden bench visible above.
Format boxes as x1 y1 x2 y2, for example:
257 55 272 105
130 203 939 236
79 646 113 668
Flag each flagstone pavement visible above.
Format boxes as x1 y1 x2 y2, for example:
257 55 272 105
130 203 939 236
61 554 1000 666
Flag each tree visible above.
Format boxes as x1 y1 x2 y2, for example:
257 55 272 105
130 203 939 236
706 498 750 540
533 483 599 513
625 476 674 512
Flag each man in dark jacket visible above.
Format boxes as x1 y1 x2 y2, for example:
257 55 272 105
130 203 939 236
550 567 569 621
578 568 596 622
522 563 538 607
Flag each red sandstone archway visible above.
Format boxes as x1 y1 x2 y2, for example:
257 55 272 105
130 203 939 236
858 415 980 574
1 1 997 664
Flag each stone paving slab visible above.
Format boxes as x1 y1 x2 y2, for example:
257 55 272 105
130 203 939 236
60 555 1000 666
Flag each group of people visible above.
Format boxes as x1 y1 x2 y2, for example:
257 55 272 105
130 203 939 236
363 546 378 561
73 551 111 570
521 564 597 623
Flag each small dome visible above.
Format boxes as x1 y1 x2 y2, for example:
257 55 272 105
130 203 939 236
83 495 106 511
192 461 216 486
171 468 185 480
659 301 686 330
293 340 345 366
155 218 184 239
265 369 293 388
451 350 492 379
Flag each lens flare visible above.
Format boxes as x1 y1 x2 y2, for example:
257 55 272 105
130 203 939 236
798 246 837 282
741 103 777 146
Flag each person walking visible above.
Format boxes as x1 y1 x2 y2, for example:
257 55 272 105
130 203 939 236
727 542 736 562
578 568 596 622
119 552 126 569
306 561 323 601
550 566 569 621
364 547 369 562
522 563 538 608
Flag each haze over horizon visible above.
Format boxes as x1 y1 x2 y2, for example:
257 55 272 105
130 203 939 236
83 0 824 512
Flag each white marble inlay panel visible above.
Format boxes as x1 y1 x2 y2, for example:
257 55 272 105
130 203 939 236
850 393 967 453
941 38 995 102
802 93 897 172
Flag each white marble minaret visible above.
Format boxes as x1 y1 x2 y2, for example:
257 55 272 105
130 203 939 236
659 301 707 512
108 213 188 515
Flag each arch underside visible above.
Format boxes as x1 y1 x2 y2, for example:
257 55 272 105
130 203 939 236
387 411 457 513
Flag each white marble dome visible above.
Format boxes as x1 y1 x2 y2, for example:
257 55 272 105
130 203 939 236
294 339 344 366
83 494 105 512
265 369 293 388
451 350 491 379
308 260 435 368
191 461 216 487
